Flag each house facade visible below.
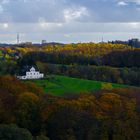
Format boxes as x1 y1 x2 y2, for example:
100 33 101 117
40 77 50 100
17 67 44 80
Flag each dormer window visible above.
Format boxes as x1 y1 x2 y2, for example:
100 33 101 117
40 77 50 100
30 67 35 72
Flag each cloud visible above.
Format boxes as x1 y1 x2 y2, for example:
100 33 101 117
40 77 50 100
63 6 89 22
117 1 128 6
1 22 140 43
3 23 9 28
120 0 140 5
0 5 4 13
0 0 140 23
0 23 9 29
1 0 10 4
0 0 140 43
127 22 140 28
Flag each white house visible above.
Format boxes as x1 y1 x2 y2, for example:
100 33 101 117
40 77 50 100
17 67 44 80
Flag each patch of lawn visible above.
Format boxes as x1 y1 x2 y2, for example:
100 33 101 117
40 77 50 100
31 75 128 96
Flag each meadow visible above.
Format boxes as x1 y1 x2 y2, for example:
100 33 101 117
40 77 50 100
32 75 127 96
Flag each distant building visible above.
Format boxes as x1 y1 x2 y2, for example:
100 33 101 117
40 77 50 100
20 42 32 45
109 38 140 48
17 67 44 80
42 40 47 45
128 38 140 48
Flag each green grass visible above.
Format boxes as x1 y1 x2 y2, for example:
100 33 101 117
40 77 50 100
31 75 127 96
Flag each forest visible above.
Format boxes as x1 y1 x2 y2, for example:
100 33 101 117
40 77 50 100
0 43 139 86
0 76 140 140
0 42 140 139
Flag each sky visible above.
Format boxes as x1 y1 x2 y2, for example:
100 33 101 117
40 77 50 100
0 0 140 43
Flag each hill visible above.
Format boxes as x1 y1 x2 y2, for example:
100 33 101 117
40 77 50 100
31 75 127 96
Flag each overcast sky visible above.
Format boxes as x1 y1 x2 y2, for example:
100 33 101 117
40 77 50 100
0 0 140 43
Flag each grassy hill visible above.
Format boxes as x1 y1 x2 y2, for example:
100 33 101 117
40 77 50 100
31 75 127 96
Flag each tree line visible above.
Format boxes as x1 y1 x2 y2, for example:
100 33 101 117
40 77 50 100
17 49 140 86
34 63 140 86
19 49 140 67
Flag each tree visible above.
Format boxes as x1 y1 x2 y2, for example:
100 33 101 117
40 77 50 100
15 92 41 134
101 83 113 90
0 124 32 140
36 135 50 140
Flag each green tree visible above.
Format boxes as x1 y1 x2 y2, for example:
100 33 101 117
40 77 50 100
0 124 32 140
101 83 113 90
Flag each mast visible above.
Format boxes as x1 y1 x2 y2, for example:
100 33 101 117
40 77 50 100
17 34 19 44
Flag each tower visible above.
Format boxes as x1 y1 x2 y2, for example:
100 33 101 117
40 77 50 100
17 34 19 44
42 40 47 44
102 36 104 43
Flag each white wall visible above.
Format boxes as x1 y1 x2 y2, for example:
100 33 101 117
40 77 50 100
17 68 44 80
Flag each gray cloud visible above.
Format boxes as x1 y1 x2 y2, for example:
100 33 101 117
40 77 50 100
0 0 140 23
0 22 140 43
0 0 140 43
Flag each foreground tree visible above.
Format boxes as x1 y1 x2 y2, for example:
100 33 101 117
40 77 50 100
0 124 32 140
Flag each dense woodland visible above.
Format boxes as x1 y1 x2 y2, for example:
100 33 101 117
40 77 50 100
0 76 140 140
0 42 140 139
